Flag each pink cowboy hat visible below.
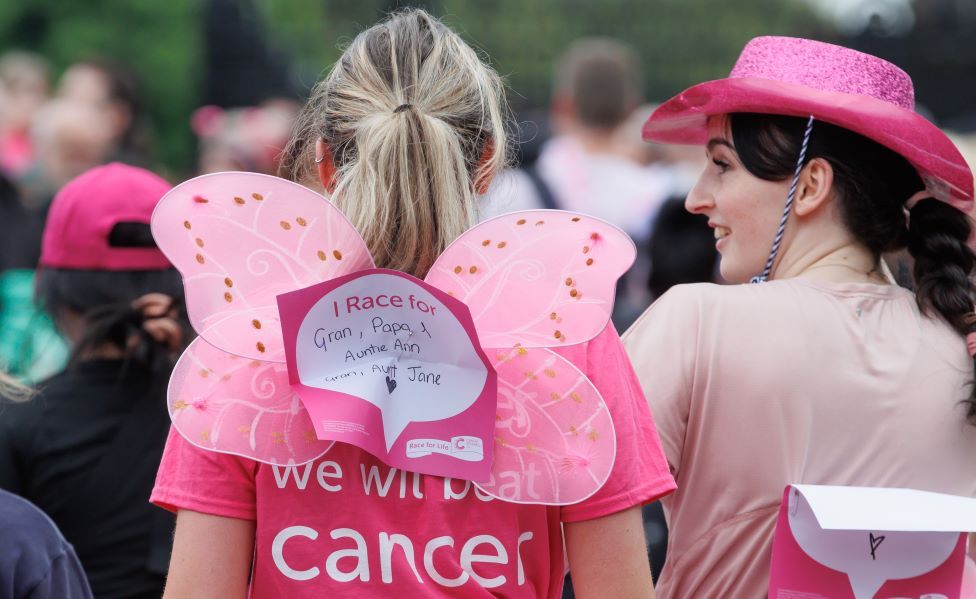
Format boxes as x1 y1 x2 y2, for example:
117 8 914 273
643 36 974 213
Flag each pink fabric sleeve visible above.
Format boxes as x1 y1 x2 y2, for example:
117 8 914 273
151 427 259 521
621 285 701 479
560 323 677 523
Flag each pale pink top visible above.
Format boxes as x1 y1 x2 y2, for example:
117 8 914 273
623 278 976 598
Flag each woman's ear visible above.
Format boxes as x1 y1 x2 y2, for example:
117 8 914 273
793 157 834 217
474 137 497 195
315 138 337 193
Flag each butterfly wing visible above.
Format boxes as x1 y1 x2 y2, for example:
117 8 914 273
152 172 374 361
475 346 616 505
169 336 333 465
425 210 634 348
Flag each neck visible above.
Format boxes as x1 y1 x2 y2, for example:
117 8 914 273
771 241 888 285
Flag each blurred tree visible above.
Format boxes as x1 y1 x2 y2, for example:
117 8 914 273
0 0 199 176
1 0 829 175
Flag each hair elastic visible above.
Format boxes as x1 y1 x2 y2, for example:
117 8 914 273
966 332 976 358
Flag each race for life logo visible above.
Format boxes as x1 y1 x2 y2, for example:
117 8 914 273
405 436 484 462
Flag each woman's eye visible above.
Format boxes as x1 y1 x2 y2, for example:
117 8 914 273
712 158 730 173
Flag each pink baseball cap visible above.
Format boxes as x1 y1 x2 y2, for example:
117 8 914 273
643 36 973 213
40 162 174 270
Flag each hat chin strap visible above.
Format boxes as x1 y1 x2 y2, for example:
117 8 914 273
750 115 816 284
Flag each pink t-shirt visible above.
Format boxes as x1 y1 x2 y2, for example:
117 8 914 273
623 279 976 598
152 324 675 598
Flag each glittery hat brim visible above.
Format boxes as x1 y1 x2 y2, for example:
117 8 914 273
643 76 974 212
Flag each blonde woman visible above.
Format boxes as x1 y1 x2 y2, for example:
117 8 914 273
152 10 674 598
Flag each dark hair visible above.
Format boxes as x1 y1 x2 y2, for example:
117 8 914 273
729 112 976 423
648 196 718 298
35 222 187 383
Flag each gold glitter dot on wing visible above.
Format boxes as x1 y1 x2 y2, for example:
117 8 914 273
543 368 556 378
469 266 478 274
195 254 205 264
195 238 205 247
296 217 307 226
481 239 490 246
570 392 582 403
497 241 507 248
183 220 192 229
587 429 600 442
586 258 594 266
252 193 264 201
571 216 581 222
173 400 188 411
454 266 462 274
333 250 343 260
234 196 246 205
256 342 266 353
317 250 327 261
550 392 561 401
516 219 526 225
224 277 233 287
252 319 262 329
280 221 291 230
224 292 233 302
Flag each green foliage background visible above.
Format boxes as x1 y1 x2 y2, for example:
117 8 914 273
1 0 827 177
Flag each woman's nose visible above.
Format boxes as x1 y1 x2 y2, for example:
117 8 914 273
684 177 714 215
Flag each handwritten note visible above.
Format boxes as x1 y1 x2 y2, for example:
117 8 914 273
278 269 497 481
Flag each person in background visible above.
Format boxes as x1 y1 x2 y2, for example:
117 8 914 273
0 163 186 598
646 196 719 300
624 37 976 597
0 51 50 179
0 99 113 384
153 10 674 598
57 58 151 167
482 39 672 328
0 372 92 599
192 99 299 175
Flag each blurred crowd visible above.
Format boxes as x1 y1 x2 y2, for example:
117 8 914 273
1 18 975 598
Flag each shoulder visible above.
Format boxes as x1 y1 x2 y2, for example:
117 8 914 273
0 489 75 584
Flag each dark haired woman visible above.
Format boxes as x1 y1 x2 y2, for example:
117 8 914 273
623 37 976 597
0 163 186 598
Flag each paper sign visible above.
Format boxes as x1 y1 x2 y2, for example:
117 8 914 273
769 485 976 599
277 268 497 481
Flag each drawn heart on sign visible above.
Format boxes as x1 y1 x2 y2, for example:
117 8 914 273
386 376 397 394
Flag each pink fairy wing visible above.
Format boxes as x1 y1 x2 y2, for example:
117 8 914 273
152 172 374 361
169 336 333 465
475 347 616 505
425 210 635 348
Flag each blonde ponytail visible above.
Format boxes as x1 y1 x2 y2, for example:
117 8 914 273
280 9 508 278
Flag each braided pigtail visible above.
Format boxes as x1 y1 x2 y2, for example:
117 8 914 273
907 197 976 423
